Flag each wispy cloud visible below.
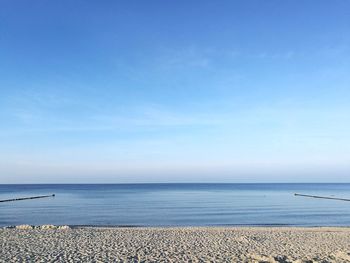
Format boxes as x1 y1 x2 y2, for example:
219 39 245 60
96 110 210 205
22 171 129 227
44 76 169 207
154 46 212 70
319 45 349 58
255 50 295 60
1 101 225 135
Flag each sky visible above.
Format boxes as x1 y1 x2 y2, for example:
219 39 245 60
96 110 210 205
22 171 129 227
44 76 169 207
0 0 350 183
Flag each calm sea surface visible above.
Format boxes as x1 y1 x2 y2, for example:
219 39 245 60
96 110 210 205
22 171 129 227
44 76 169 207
1 184 350 227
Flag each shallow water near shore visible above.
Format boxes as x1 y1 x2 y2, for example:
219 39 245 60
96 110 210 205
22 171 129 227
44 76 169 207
1 183 350 227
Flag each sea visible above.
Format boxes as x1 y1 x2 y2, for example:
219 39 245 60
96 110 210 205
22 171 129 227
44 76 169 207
1 183 350 227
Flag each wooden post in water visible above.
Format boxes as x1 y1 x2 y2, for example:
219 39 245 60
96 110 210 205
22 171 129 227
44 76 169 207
294 193 350 202
0 194 55 203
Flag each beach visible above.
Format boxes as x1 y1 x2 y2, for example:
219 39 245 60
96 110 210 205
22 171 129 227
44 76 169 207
1 227 350 262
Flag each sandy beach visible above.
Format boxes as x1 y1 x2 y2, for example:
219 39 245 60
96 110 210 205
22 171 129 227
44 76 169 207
1 227 350 262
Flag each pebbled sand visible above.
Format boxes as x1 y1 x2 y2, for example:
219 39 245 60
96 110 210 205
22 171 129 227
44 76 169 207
1 227 350 262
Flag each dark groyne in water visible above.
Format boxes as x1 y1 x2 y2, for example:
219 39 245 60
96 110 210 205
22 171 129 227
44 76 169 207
0 194 55 203
295 193 350 202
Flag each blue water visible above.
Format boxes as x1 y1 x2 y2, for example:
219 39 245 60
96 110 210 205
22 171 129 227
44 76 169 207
1 184 350 227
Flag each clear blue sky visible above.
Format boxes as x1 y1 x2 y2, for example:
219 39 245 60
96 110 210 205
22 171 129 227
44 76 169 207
1 1 350 183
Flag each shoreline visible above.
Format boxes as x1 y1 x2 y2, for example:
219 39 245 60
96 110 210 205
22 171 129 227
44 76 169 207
1 226 350 262
4 224 350 229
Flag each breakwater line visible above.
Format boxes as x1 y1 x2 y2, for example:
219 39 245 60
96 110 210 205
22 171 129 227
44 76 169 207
294 193 350 202
0 194 55 203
